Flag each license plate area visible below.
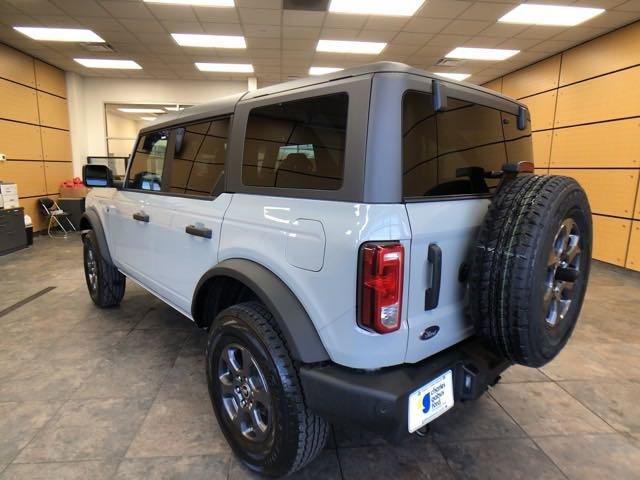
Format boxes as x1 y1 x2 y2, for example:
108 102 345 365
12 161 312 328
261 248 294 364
408 370 454 433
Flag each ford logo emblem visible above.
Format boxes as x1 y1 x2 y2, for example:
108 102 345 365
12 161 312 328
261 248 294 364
420 326 440 341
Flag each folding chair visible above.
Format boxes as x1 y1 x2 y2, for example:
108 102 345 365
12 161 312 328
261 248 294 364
38 197 76 238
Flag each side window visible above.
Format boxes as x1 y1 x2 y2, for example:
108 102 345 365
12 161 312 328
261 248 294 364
242 93 348 190
126 130 169 191
168 117 229 197
402 91 532 199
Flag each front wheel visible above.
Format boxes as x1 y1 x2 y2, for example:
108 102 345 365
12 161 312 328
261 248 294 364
82 230 125 308
205 302 328 477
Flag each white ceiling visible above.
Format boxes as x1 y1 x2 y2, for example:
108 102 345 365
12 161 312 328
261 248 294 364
0 0 639 85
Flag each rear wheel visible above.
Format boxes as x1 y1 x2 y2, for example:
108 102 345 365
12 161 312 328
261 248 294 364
82 230 125 308
206 301 328 477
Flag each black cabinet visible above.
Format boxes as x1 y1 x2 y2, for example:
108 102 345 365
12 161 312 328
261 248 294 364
0 207 27 256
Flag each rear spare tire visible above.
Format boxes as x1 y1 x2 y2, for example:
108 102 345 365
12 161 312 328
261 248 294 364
469 175 592 367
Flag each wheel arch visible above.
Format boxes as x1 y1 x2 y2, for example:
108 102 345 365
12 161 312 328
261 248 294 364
192 258 330 363
80 207 114 266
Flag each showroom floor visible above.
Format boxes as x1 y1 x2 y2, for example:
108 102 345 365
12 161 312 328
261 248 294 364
0 236 639 480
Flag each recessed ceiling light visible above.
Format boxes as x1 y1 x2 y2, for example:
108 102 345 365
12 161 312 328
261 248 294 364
499 4 605 26
195 62 254 72
317 39 386 55
14 27 104 42
75 58 142 69
433 72 471 81
445 47 519 61
119 108 165 113
171 33 246 48
309 66 344 75
329 0 426 16
143 0 234 6
140 116 157 121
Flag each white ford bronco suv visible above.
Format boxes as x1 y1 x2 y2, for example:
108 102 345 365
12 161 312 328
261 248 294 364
80 62 591 477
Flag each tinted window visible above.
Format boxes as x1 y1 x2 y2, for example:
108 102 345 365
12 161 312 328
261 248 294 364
126 130 169 191
242 93 348 190
168 117 229 197
402 91 532 199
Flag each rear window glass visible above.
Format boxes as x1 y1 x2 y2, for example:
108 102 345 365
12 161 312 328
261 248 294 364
242 93 348 190
402 91 532 199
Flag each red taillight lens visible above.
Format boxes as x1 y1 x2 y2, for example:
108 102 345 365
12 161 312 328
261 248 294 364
358 242 404 334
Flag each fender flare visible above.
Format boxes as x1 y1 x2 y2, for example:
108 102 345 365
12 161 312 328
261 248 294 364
193 259 330 363
80 207 114 266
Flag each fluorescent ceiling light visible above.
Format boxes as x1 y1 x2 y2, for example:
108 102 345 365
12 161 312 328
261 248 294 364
143 0 234 6
445 47 519 61
14 27 104 42
75 58 142 69
171 33 246 48
433 72 471 81
499 4 605 26
329 0 426 16
317 39 386 54
309 66 344 75
140 116 157 121
196 62 254 72
119 108 165 113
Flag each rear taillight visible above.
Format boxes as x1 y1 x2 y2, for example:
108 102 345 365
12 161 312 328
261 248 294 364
358 242 404 334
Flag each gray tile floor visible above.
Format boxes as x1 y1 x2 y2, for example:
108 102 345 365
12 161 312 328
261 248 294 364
1 236 640 479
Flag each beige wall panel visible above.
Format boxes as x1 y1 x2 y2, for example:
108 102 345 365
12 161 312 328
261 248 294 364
592 215 631 266
627 222 640 271
0 78 39 124
0 160 46 197
0 120 43 160
44 161 73 194
553 169 638 217
532 131 552 168
41 127 71 161
34 60 66 98
520 90 556 131
555 67 640 128
20 195 56 232
560 22 640 86
36 91 69 130
550 119 640 168
502 55 561 100
483 78 502 93
0 43 35 87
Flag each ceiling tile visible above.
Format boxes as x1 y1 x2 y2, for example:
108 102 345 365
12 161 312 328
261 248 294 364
442 19 491 35
417 0 472 19
282 26 320 39
193 6 239 23
323 12 367 29
480 22 529 38
120 18 165 33
582 10 640 27
459 2 513 21
320 27 361 40
6 0 65 16
201 23 243 34
282 38 316 50
403 17 451 34
528 38 579 53
427 33 468 47
20 15 82 27
615 0 640 11
242 24 281 38
246 36 280 48
393 32 433 45
146 4 197 21
382 43 422 55
551 26 608 41
357 30 397 42
495 37 541 50
239 8 281 25
74 16 127 32
282 10 324 26
161 21 204 33
237 0 281 8
515 25 566 40
52 0 107 17
464 35 505 47
363 16 409 31
100 1 152 20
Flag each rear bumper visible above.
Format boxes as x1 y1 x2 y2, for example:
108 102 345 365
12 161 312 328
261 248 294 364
299 337 510 442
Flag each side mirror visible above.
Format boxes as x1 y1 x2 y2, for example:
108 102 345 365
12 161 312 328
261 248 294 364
83 164 113 188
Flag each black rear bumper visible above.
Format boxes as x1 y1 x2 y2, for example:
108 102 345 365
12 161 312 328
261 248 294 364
299 337 510 442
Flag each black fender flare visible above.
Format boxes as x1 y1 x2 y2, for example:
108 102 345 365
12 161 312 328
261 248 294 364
193 259 330 363
80 207 114 266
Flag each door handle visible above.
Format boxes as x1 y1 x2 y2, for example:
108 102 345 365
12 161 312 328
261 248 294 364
132 212 149 223
425 243 442 311
185 225 212 239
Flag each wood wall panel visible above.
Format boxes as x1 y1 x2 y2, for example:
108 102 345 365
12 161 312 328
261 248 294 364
34 60 66 98
0 119 43 160
627 222 640 272
41 127 71 161
44 161 72 194
0 43 35 88
0 78 39 124
552 169 639 218
635 182 640 219
520 90 556 131
36 91 69 130
550 119 640 168
483 78 502 93
592 215 631 267
532 131 552 168
502 55 561 100
0 160 46 197
560 22 640 86
554 67 640 128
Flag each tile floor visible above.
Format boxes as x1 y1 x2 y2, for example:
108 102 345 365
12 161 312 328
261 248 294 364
0 236 639 479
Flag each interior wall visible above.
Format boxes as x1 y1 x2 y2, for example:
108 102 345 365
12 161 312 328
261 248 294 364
484 20 640 272
0 43 72 232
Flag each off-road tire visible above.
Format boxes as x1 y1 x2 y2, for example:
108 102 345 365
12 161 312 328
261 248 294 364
469 175 592 367
206 301 328 477
82 230 126 308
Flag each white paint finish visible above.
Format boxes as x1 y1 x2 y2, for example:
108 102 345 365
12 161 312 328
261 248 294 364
220 194 412 368
285 219 326 272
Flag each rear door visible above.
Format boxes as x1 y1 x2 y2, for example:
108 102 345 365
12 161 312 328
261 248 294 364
401 84 532 363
